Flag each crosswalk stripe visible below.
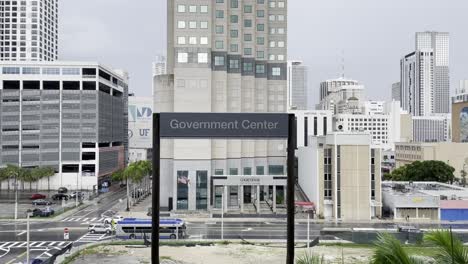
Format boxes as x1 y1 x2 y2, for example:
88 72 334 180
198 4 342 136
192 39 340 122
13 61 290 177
29 242 40 247
48 242 57 246
18 242 28 247
36 242 46 247
90 217 97 222
58 241 66 246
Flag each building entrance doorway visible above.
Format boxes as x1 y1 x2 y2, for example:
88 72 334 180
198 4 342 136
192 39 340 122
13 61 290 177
244 186 252 203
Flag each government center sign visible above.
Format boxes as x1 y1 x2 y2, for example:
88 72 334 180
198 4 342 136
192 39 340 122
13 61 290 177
159 113 289 138
152 112 296 264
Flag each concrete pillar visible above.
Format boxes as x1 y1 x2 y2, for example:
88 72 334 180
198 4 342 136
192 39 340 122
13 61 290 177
239 185 244 213
223 186 228 213
256 185 261 213
273 185 277 213
265 186 270 202
416 207 419 219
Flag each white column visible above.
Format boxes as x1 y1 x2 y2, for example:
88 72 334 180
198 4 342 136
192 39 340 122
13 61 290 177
223 186 228 213
273 185 277 213
256 185 260 213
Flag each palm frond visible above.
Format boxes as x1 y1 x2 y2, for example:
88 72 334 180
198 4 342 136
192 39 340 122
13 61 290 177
371 233 418 264
424 229 468 264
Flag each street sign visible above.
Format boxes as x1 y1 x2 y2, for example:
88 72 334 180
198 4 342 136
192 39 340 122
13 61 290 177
64 228 69 240
159 113 289 138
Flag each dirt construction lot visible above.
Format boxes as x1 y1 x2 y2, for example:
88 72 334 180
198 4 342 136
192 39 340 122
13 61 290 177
67 244 375 264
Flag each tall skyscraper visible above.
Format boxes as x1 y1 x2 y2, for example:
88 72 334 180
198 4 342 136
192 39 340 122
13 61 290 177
416 31 450 114
400 31 449 116
154 0 288 212
0 0 59 61
287 60 307 110
391 82 400 102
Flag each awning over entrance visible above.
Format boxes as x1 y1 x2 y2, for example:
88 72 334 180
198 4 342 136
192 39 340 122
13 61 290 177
212 175 287 186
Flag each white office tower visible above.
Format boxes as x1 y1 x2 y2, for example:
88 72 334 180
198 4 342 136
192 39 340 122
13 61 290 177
319 78 359 102
0 0 58 61
400 32 449 116
412 114 451 142
152 55 167 76
154 0 288 212
287 60 307 110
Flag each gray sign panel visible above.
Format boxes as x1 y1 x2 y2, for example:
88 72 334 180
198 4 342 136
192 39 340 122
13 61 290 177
159 113 289 138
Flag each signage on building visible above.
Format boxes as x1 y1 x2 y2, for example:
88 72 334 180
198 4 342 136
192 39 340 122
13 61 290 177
159 113 289 138
212 175 287 186
128 98 153 149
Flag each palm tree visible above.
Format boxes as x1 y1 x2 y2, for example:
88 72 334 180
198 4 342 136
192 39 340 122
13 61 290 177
424 229 468 264
372 230 468 264
137 160 152 195
0 167 9 192
296 252 327 264
371 233 426 264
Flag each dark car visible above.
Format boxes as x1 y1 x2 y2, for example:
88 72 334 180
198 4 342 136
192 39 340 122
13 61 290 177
30 193 46 200
52 193 69 201
58 187 68 193
32 199 52 206
31 208 55 217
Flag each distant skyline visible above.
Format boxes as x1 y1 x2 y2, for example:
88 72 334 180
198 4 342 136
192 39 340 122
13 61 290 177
60 0 468 106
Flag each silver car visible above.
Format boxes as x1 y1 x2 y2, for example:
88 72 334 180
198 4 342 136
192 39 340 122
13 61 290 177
88 223 112 234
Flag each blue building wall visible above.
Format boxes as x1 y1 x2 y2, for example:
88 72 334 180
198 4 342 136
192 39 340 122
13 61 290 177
441 209 468 221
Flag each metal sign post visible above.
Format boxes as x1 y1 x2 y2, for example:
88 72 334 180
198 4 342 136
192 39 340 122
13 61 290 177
152 113 295 264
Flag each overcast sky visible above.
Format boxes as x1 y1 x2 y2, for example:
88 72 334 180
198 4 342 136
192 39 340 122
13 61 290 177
60 0 468 105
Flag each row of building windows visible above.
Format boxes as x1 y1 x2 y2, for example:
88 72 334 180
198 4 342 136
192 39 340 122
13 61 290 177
213 165 284 175
2 66 80 75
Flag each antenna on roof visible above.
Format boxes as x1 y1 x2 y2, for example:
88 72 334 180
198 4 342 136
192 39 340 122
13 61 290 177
341 50 345 79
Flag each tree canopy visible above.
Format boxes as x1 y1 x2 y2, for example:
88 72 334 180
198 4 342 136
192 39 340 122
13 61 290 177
384 160 456 183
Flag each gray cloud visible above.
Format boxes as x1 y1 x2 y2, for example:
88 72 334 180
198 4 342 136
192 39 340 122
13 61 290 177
60 0 468 105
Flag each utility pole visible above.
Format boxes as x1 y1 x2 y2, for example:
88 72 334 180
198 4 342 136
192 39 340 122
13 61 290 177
26 210 31 264
14 179 18 220
221 189 224 240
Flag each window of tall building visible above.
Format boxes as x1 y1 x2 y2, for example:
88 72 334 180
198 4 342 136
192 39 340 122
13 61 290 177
257 37 265 45
215 10 224 18
278 41 285 47
178 52 188 63
177 171 189 210
268 165 284 175
230 15 238 23
215 40 224 49
244 34 252 41
243 167 252 175
272 67 281 76
200 21 208 29
244 48 252 56
215 25 224 34
257 10 264 17
256 64 265 74
189 37 197 45
231 0 238 8
244 5 252 13
278 28 285 34
256 51 264 59
277 54 284 60
229 59 240 69
200 37 208 45
198 53 208 63
189 21 197 29
243 62 253 72
177 21 186 29
200 5 208 13
269 1 276 8
256 166 265 175
257 0 265 3
216 0 224 2
214 56 225 66
189 5 197 13
257 24 265 31
244 19 252 27
278 1 285 7
177 36 186 44
196 171 208 210
229 168 238 175
269 54 275 60
230 44 238 52
177 5 186 13
269 15 275 21
230 30 238 38
269 41 276 48
278 15 285 21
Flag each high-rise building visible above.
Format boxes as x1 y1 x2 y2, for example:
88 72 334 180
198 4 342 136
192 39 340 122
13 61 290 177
452 80 468 143
412 114 451 142
287 60 307 110
128 96 153 162
0 62 129 190
0 0 59 61
391 82 400 102
298 133 382 221
319 78 359 102
152 55 167 76
154 0 288 212
400 31 449 116
317 80 365 114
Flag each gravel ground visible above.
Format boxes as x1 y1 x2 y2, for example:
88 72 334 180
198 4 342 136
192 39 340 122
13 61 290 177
68 244 375 264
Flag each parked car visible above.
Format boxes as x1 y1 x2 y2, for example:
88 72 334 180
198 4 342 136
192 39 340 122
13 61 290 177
32 199 52 206
397 225 422 233
30 193 46 200
58 187 68 193
103 215 124 225
88 223 112 234
31 208 55 217
52 193 69 201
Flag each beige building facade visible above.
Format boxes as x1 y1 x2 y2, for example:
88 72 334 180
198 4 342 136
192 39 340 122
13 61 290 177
395 142 468 178
298 133 382 221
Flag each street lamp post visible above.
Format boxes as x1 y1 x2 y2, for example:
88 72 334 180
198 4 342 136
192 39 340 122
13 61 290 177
75 172 79 207
26 209 32 264
14 180 18 220
221 189 224 240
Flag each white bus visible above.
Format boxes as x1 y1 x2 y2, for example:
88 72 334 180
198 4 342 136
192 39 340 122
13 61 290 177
115 218 187 240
